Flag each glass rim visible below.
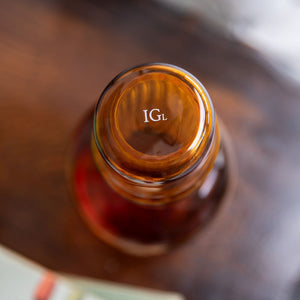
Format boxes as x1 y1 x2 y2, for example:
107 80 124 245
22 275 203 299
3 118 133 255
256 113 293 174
93 62 216 184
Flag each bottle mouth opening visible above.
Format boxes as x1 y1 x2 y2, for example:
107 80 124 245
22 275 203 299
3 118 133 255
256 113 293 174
93 63 216 183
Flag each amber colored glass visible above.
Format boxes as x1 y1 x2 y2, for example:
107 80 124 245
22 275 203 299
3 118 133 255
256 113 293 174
67 63 234 256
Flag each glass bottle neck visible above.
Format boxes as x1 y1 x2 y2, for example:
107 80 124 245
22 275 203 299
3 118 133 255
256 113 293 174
91 118 220 205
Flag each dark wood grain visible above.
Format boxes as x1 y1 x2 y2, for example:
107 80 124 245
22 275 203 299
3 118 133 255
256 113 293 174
1 0 300 299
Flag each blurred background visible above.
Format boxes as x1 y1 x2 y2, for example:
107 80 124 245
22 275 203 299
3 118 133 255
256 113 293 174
160 0 300 83
0 0 300 300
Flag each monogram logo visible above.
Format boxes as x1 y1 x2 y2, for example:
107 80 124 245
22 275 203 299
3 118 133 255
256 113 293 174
143 109 167 123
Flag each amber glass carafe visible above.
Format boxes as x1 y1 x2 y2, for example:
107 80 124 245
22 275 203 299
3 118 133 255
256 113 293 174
68 63 234 256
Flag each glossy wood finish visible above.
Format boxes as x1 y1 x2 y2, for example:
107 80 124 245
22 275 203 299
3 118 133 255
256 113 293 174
0 0 300 299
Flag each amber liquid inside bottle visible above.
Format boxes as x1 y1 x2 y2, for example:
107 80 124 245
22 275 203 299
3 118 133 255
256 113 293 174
68 63 233 256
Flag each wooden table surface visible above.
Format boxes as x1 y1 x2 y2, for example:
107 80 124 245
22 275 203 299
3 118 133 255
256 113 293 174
1 0 300 299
